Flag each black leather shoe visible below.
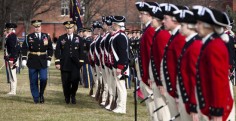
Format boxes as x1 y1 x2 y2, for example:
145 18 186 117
65 98 70 104
33 96 39 104
40 96 44 103
34 99 39 104
71 96 76 104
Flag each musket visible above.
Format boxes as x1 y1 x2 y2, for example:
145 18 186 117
6 59 15 82
133 86 140 93
4 48 15 83
132 67 138 121
153 94 169 113
140 93 153 103
169 113 180 121
153 102 168 113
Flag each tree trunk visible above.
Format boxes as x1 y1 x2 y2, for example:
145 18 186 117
1 0 7 50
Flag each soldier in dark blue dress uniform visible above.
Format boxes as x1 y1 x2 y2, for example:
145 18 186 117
22 20 53 103
55 21 84 104
82 28 93 89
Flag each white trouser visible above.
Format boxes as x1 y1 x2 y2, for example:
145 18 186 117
176 79 192 121
149 62 170 121
160 60 180 121
140 81 158 121
135 59 141 81
6 61 18 94
94 65 101 95
112 68 127 111
101 67 108 103
8 67 17 94
106 67 117 108
106 67 114 107
226 82 235 121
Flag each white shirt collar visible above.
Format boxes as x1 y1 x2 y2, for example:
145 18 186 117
171 25 181 35
185 33 198 42
155 26 162 31
68 33 74 39
145 21 152 27
202 32 214 44
35 32 41 36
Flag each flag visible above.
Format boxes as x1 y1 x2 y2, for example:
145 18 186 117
70 0 83 30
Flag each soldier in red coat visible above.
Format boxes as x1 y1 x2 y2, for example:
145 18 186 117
173 9 203 121
147 3 172 121
135 2 157 120
159 3 186 120
193 5 235 121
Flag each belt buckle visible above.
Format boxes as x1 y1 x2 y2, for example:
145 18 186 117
37 52 40 56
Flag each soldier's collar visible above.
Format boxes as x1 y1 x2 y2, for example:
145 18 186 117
202 32 214 44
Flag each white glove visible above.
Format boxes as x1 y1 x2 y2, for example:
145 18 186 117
22 60 27 67
47 61 51 67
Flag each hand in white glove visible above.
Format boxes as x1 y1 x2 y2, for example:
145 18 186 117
47 61 51 67
22 60 27 67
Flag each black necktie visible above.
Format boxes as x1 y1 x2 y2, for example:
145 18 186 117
68 35 72 41
37 33 40 40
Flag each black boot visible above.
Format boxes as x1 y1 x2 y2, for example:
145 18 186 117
71 96 76 104
39 82 47 103
65 97 70 104
39 95 44 103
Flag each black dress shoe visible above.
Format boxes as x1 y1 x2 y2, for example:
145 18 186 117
40 96 44 103
71 96 76 104
34 97 39 104
65 98 70 104
34 100 39 104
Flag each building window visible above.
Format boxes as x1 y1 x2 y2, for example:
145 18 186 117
61 0 69 16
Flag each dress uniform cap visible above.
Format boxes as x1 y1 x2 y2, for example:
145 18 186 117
192 5 230 27
78 27 84 32
92 21 103 29
173 9 196 24
31 20 42 27
83 28 92 32
5 23 17 29
160 3 179 16
135 30 141 34
63 21 75 29
148 3 164 20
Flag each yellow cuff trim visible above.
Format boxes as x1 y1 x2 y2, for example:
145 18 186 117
79 60 84 63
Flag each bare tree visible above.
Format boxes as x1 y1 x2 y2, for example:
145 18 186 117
0 0 19 49
81 0 112 27
18 0 60 35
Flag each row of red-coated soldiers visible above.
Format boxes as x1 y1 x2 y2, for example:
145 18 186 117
132 2 235 121
87 2 236 121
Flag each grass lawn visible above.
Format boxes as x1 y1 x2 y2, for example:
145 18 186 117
0 51 149 121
